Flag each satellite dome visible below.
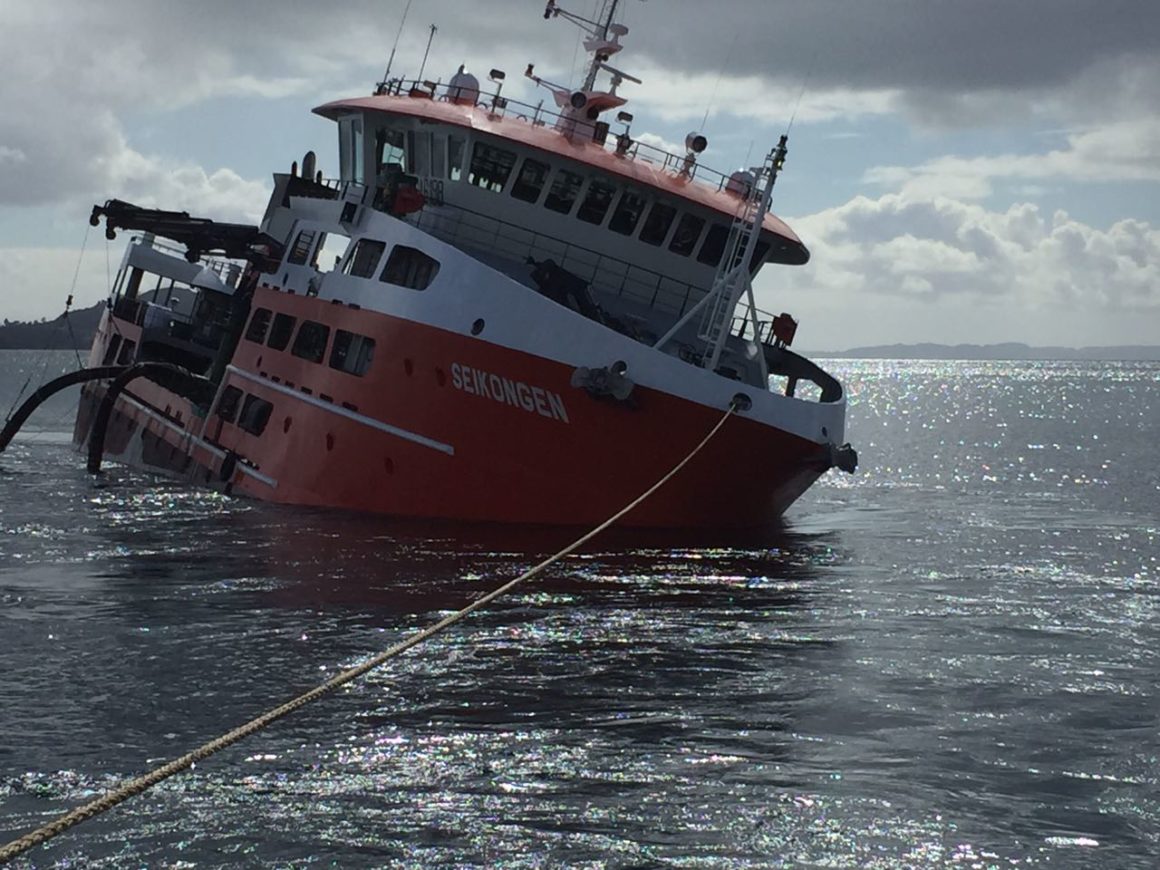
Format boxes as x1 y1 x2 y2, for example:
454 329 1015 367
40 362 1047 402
726 169 755 197
448 65 480 105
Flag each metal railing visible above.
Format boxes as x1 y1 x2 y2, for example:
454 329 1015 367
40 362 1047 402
375 77 739 193
407 202 710 320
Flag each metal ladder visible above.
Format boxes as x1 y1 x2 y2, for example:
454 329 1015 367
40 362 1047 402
697 137 786 372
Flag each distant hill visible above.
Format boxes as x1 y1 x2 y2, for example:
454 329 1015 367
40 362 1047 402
0 303 104 350
809 342 1160 361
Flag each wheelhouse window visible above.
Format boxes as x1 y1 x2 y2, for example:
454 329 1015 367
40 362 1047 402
608 189 647 235
267 313 297 351
244 308 272 343
291 320 330 364
576 179 617 225
639 202 677 245
510 157 550 203
338 115 365 183
380 246 440 290
468 142 516 192
375 127 407 173
407 131 432 176
330 330 376 376
447 135 465 181
697 223 730 266
669 214 706 256
543 168 584 214
343 239 386 279
287 230 318 266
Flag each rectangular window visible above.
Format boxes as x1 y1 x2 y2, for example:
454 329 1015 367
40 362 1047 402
344 239 386 279
330 330 376 376
431 135 446 179
447 135 465 181
576 179 617 225
408 131 432 176
216 385 243 422
639 202 677 245
669 213 706 256
468 142 516 192
267 313 297 351
543 168 584 214
697 223 730 266
238 394 273 436
290 320 330 364
510 157 550 203
116 339 137 365
287 230 318 266
244 308 272 343
380 245 440 290
608 189 647 235
338 116 365 183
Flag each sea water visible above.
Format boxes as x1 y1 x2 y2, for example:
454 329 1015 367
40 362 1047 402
1 350 1157 867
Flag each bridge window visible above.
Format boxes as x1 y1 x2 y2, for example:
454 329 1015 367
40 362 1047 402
669 214 706 256
374 127 407 173
697 223 729 266
468 142 516 192
544 168 584 214
577 179 617 225
381 245 440 290
639 202 676 245
291 320 330 364
344 239 386 279
511 157 550 203
608 189 647 235
267 313 297 351
338 115 365 183
447 135 465 181
244 307 272 343
330 330 376 376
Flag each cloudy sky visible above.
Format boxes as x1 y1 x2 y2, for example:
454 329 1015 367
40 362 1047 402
2 0 1157 349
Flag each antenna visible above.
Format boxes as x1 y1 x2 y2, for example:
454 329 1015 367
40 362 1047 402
417 23 438 82
381 0 415 82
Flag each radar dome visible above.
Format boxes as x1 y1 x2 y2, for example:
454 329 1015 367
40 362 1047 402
448 65 480 105
726 169 755 197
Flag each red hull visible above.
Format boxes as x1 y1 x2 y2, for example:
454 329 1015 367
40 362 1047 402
76 293 828 529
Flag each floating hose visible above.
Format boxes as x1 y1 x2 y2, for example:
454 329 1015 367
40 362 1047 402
0 402 738 864
0 366 126 454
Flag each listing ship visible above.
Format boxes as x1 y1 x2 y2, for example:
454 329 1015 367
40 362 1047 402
68 1 856 529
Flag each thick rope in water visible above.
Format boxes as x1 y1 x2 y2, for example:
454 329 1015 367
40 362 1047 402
0 403 737 864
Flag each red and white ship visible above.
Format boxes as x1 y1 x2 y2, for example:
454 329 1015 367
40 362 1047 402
69 1 856 529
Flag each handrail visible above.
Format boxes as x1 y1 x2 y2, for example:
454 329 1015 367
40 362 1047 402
374 78 739 194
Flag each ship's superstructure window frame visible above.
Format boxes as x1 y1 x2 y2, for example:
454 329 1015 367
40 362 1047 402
267 313 297 351
238 394 273 436
468 142 517 192
510 157 550 204
216 385 243 422
608 188 648 236
244 307 272 343
287 230 319 266
447 135 465 181
330 330 376 376
344 239 386 279
380 245 440 291
338 115 365 183
639 201 677 246
576 178 618 225
669 213 706 256
290 320 331 364
697 223 729 267
543 168 585 215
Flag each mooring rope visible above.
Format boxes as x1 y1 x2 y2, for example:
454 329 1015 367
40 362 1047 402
0 402 737 863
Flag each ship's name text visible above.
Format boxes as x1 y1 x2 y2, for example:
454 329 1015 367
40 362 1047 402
450 363 569 423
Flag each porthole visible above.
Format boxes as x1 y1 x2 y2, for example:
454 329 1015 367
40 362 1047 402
471 318 485 335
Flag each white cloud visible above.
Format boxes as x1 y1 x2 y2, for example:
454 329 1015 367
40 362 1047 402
0 244 126 323
763 195 1160 348
865 118 1160 199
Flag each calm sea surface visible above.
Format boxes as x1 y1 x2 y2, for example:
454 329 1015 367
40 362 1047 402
0 349 1157 868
